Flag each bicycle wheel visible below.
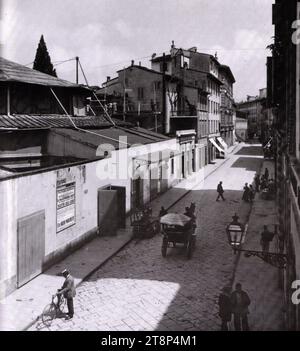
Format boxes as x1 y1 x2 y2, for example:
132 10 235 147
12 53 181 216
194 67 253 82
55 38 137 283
41 303 56 327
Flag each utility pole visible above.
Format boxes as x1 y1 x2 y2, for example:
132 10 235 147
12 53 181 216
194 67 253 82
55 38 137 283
123 68 126 121
75 56 79 84
154 82 157 132
162 53 167 134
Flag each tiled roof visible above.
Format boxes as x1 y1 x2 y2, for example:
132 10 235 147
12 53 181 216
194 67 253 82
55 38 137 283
0 114 131 130
0 57 88 89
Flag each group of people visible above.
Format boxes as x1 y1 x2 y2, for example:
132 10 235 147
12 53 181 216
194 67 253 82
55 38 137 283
218 283 251 331
254 168 275 194
242 183 255 203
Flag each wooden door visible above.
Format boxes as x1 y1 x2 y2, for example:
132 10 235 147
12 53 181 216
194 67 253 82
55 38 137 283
111 186 126 228
17 210 45 287
98 189 118 235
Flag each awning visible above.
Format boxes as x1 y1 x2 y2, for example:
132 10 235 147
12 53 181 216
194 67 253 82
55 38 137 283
135 149 181 164
209 138 224 153
217 137 228 150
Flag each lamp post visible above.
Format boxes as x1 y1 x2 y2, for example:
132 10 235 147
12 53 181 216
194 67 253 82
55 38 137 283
226 214 288 269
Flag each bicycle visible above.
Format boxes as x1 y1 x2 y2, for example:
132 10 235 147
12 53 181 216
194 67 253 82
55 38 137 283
41 292 66 327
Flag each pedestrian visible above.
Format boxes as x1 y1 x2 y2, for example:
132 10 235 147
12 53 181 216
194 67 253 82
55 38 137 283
230 283 251 331
57 269 76 320
218 286 232 331
216 181 226 201
264 167 269 180
242 183 250 202
254 173 260 192
260 175 267 190
249 185 255 202
260 225 274 253
159 206 168 217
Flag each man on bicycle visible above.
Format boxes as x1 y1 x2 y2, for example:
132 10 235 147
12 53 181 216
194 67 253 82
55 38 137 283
57 269 76 320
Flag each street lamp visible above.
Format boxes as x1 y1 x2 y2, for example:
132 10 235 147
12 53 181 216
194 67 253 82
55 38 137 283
226 214 288 269
226 214 245 254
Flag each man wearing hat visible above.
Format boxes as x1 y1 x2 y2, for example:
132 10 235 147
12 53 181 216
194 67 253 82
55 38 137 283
57 269 76 319
218 286 232 331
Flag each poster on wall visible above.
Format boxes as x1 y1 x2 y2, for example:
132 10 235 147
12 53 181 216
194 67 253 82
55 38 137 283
56 169 76 233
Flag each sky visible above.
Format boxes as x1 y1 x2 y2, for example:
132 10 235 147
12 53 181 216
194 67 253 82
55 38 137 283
0 0 274 101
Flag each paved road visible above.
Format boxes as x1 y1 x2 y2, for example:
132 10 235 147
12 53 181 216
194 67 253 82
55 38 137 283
30 145 263 331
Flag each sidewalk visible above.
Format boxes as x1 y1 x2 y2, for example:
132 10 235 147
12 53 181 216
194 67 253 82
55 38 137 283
0 142 240 331
232 159 285 331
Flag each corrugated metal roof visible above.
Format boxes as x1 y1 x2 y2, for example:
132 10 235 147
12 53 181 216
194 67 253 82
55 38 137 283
0 114 131 130
0 56 89 89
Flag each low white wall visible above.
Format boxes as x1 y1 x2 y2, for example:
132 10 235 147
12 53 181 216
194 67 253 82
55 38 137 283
0 137 179 297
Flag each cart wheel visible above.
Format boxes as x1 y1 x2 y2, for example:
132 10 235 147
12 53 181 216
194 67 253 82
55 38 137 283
161 237 168 257
187 236 196 259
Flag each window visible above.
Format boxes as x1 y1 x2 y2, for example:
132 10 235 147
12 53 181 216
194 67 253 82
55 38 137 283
137 87 144 100
171 158 174 175
154 81 161 90
181 55 190 68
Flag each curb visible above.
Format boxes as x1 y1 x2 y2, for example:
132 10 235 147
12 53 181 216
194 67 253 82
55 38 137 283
228 154 264 290
23 143 240 331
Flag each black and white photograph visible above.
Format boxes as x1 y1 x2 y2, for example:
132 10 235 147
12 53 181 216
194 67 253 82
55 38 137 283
0 0 299 334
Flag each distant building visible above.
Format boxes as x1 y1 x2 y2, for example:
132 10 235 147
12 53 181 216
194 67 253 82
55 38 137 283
236 91 266 138
97 61 165 133
219 65 236 147
235 110 248 141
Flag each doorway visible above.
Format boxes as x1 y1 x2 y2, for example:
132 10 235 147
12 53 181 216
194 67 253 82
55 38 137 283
17 210 45 287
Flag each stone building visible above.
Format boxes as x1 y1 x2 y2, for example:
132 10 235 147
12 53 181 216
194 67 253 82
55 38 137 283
219 65 235 147
268 0 300 330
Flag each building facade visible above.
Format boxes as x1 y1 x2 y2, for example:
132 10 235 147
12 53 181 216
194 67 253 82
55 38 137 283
97 62 165 133
236 92 266 139
219 65 235 147
268 0 300 330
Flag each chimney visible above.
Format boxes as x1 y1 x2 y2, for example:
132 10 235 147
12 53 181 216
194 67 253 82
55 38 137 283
171 40 175 49
131 60 134 66
107 76 110 81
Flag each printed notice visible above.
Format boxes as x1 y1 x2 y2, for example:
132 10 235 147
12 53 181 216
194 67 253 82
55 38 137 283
56 181 76 232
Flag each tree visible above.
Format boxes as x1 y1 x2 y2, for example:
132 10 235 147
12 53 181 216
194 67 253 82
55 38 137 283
33 35 57 77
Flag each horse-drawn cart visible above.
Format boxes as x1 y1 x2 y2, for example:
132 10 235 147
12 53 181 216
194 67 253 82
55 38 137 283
160 213 196 259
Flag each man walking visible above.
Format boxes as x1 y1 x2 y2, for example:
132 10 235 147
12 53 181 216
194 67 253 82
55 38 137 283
230 283 251 331
218 286 232 331
260 225 274 253
57 269 76 320
216 181 225 201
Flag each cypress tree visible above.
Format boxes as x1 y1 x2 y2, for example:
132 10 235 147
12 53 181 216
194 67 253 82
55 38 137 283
33 35 57 77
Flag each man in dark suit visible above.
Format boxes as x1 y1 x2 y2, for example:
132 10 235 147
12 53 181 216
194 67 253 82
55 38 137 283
57 269 76 319
216 181 226 201
230 283 251 331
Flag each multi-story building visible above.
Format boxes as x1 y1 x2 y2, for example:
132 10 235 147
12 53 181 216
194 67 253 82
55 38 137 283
268 0 300 330
97 61 165 133
150 43 226 162
236 92 266 139
219 65 236 147
99 43 235 164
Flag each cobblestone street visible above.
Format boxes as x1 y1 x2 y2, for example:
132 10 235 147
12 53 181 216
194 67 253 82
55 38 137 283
30 145 264 331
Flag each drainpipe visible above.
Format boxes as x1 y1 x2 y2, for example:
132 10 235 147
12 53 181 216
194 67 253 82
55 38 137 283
7 85 11 116
162 53 167 134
